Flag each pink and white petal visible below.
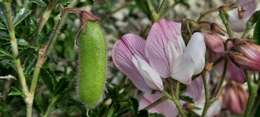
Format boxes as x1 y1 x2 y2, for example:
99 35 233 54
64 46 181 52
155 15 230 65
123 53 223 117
185 76 204 102
145 19 185 78
185 32 206 75
132 55 164 91
214 60 245 83
171 53 194 84
112 34 151 92
204 33 225 54
238 0 257 17
227 61 245 83
171 33 205 84
205 100 222 117
228 9 248 32
139 92 178 117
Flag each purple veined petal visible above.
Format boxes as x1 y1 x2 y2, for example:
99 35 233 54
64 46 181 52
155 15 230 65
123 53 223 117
228 9 248 32
171 32 206 84
229 0 256 32
227 61 245 83
112 33 151 92
240 43 260 62
139 92 178 117
185 76 204 102
145 19 185 78
214 60 245 83
132 55 164 91
238 0 257 17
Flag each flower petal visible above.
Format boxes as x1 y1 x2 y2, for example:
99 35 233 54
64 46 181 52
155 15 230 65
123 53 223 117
171 33 206 84
238 0 257 17
229 0 256 32
206 100 222 117
229 9 248 32
227 61 245 83
132 55 164 91
185 32 206 74
139 92 178 117
214 60 245 83
185 76 204 101
112 33 151 92
145 19 185 78
204 33 225 54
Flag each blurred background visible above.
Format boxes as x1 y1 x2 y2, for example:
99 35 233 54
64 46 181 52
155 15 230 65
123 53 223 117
0 0 259 117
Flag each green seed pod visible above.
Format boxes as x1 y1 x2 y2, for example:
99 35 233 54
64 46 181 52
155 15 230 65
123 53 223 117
79 21 106 108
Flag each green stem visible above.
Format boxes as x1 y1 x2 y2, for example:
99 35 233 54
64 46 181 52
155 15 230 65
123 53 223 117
163 91 187 117
213 58 228 98
219 9 233 38
3 1 29 95
197 8 219 22
146 0 160 22
37 0 57 34
3 2 31 117
201 72 210 117
175 81 180 100
244 71 258 117
29 0 78 115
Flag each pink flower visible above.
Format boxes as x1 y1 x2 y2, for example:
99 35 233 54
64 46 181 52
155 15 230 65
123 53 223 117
223 82 248 114
230 41 260 71
229 0 257 32
204 33 245 83
112 19 206 117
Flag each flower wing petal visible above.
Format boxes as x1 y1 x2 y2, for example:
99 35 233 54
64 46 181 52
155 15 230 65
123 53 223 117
112 33 151 92
132 55 164 91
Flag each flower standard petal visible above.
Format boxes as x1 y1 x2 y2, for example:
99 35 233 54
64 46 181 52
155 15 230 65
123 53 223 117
145 19 185 78
112 33 151 92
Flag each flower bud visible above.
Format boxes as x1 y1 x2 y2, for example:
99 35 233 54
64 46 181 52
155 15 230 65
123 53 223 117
223 82 248 114
204 33 225 54
230 41 260 71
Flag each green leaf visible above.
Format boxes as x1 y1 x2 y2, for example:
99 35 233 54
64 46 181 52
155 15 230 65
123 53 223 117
253 17 260 45
0 48 12 58
53 78 70 95
158 0 170 16
8 87 23 96
138 110 149 117
30 0 47 7
180 95 194 103
134 0 150 16
13 8 32 27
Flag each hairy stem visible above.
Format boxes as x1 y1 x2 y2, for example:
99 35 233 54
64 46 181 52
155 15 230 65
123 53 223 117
219 9 233 38
29 1 78 116
201 72 210 117
3 2 32 117
213 58 228 98
244 71 258 117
